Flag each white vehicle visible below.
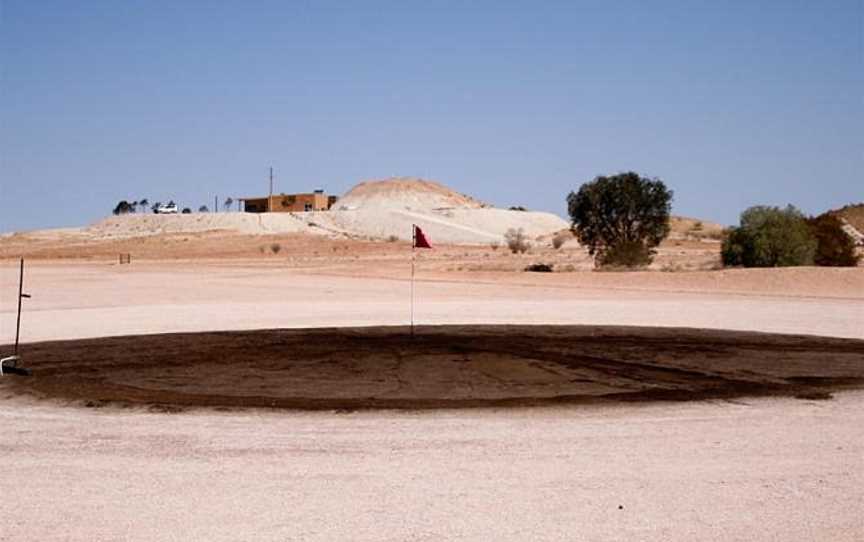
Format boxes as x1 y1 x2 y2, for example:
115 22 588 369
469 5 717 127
154 201 179 214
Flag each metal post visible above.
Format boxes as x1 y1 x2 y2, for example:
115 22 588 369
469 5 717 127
410 226 415 337
14 258 26 355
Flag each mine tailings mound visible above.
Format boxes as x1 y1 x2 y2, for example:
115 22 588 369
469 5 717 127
335 177 487 211
3 325 863 411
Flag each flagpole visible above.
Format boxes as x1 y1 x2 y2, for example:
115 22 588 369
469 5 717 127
410 225 416 337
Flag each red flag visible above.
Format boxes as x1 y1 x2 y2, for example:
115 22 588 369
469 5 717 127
413 225 432 249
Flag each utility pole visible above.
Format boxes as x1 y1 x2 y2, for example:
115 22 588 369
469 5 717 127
268 167 274 212
215 195 218 213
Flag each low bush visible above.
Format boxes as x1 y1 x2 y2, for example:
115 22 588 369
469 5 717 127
807 213 860 266
270 243 282 254
504 228 530 254
551 233 569 250
525 263 553 272
598 240 653 268
721 205 816 267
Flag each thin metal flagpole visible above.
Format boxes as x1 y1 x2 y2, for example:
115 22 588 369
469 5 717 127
14 258 25 356
410 225 415 336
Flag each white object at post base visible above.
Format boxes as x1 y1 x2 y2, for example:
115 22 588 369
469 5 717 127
0 355 20 376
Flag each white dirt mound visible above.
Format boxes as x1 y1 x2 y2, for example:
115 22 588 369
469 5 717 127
336 177 487 211
28 178 570 245
314 177 568 243
87 213 311 240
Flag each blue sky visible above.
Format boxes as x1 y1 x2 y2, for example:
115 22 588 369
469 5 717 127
1 0 861 231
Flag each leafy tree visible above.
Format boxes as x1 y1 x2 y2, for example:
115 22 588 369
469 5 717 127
806 213 860 267
567 172 673 267
721 205 816 267
151 201 162 213
139 198 149 210
113 200 133 215
224 197 234 211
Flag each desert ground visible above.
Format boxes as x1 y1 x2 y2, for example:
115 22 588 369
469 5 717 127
1 249 862 541
1 184 863 541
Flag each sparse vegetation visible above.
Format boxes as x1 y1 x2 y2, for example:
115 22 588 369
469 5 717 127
660 262 685 272
831 203 864 233
490 241 500 251
567 172 673 268
386 235 399 243
112 200 134 215
806 213 860 267
598 240 654 267
504 228 530 254
525 263 553 272
721 205 816 267
551 233 568 250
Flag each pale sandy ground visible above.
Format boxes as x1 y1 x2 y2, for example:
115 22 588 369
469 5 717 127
1 262 862 342
1 261 863 541
2 393 862 542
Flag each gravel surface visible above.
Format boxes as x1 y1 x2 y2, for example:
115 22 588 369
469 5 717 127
1 393 862 541
0 261 862 541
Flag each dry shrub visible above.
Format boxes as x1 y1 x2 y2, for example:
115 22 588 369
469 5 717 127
552 233 569 250
525 263 553 272
505 228 530 254
270 243 282 254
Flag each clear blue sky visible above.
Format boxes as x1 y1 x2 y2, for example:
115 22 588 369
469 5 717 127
1 0 861 231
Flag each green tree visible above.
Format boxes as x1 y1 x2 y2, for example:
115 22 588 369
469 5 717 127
806 213 860 267
722 205 816 267
567 172 673 267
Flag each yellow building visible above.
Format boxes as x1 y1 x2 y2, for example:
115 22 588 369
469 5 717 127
240 190 338 213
